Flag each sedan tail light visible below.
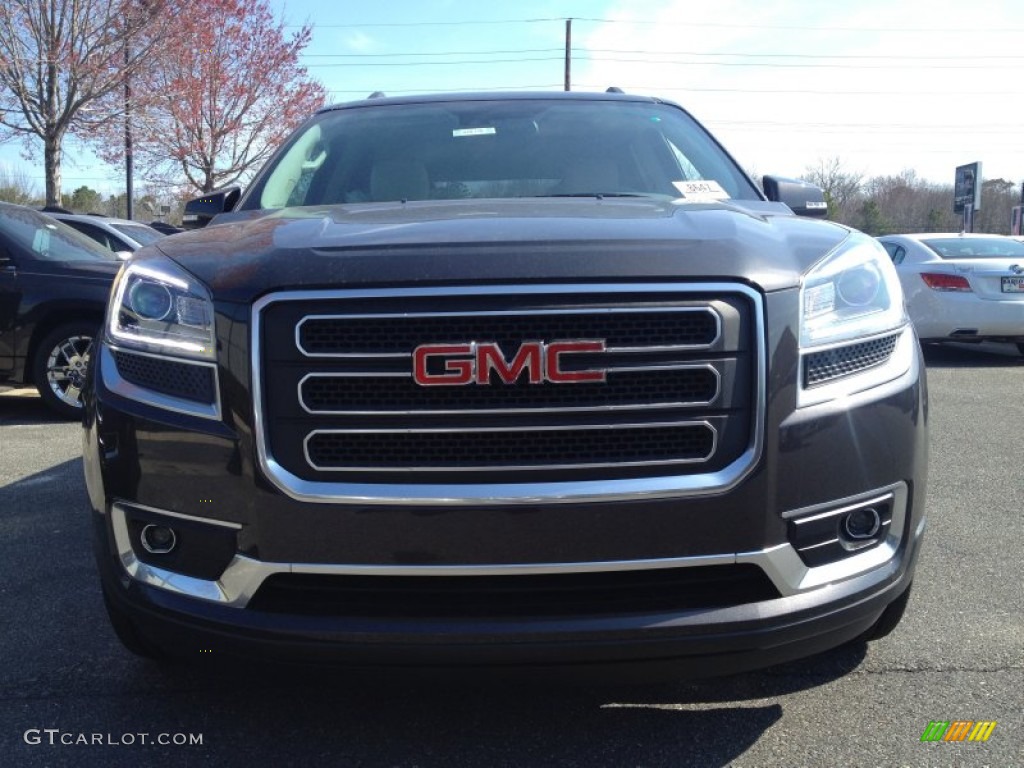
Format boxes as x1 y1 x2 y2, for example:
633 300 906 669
920 272 972 291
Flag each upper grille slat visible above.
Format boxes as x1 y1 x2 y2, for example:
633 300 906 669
297 308 720 356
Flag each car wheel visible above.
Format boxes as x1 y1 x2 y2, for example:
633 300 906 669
32 322 97 419
101 587 170 661
862 584 913 641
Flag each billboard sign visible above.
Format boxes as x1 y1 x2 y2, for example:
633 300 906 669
954 162 982 214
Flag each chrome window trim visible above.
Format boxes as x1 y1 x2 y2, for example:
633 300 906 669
251 283 765 505
100 344 222 421
294 306 723 358
110 482 907 607
302 421 718 472
296 363 722 416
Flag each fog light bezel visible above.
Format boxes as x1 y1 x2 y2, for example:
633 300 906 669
786 491 895 567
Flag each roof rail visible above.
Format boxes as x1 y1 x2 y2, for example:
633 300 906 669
605 86 624 93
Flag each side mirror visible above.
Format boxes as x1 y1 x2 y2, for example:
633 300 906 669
763 176 828 218
181 187 242 230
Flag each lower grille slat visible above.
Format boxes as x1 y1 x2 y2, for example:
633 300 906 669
305 423 717 471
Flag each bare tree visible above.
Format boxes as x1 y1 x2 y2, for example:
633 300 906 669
0 0 174 205
802 157 864 221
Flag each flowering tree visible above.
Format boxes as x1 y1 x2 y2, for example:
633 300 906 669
100 0 325 193
0 0 174 205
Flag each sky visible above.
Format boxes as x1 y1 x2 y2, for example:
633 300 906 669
2 0 1021 200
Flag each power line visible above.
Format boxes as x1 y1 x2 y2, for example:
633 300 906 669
301 55 1024 70
284 18 566 28
574 56 1023 69
325 84 563 94
303 48 565 58
570 16 1024 33
573 84 1015 96
286 16 1024 34
304 57 564 68
303 48 1024 62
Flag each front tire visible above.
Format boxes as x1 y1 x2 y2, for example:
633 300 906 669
32 321 97 419
101 587 170 661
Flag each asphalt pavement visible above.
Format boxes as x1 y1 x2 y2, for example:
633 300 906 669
0 343 1021 768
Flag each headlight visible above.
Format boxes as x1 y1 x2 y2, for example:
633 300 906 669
800 234 906 348
798 234 914 406
107 256 215 360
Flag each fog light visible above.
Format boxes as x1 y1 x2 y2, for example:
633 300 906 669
140 524 177 554
842 507 881 540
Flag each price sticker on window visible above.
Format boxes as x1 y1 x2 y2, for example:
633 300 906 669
672 180 730 201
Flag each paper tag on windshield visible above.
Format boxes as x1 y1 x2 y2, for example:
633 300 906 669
673 180 729 201
453 127 496 138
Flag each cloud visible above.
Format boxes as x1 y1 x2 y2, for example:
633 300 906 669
344 31 376 52
573 0 1022 182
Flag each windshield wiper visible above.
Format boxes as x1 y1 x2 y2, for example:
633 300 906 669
534 192 654 199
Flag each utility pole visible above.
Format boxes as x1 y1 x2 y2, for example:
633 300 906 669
564 18 572 91
124 40 134 221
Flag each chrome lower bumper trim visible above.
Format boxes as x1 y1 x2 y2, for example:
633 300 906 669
110 482 908 608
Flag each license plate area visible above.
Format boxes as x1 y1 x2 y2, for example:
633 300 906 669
1001 276 1024 293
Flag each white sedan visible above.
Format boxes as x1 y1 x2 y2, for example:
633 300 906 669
877 233 1024 355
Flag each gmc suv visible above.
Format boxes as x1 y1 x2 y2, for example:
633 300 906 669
83 91 927 675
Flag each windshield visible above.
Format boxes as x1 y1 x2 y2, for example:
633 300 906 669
245 98 761 210
922 237 1024 259
0 206 118 262
111 222 165 247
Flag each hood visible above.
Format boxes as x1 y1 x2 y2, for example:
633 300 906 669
151 198 850 304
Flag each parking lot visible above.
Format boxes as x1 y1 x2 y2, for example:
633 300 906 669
0 343 1021 768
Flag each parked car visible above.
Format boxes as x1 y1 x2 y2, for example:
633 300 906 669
878 233 1024 355
46 212 166 258
84 91 926 674
0 203 121 416
147 221 186 236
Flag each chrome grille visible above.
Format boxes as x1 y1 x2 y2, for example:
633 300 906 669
253 284 763 502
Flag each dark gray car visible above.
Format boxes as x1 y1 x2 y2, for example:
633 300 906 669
83 92 927 675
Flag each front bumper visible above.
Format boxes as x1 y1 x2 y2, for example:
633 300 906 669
94 504 924 673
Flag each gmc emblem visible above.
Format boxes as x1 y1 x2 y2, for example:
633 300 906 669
413 341 607 386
